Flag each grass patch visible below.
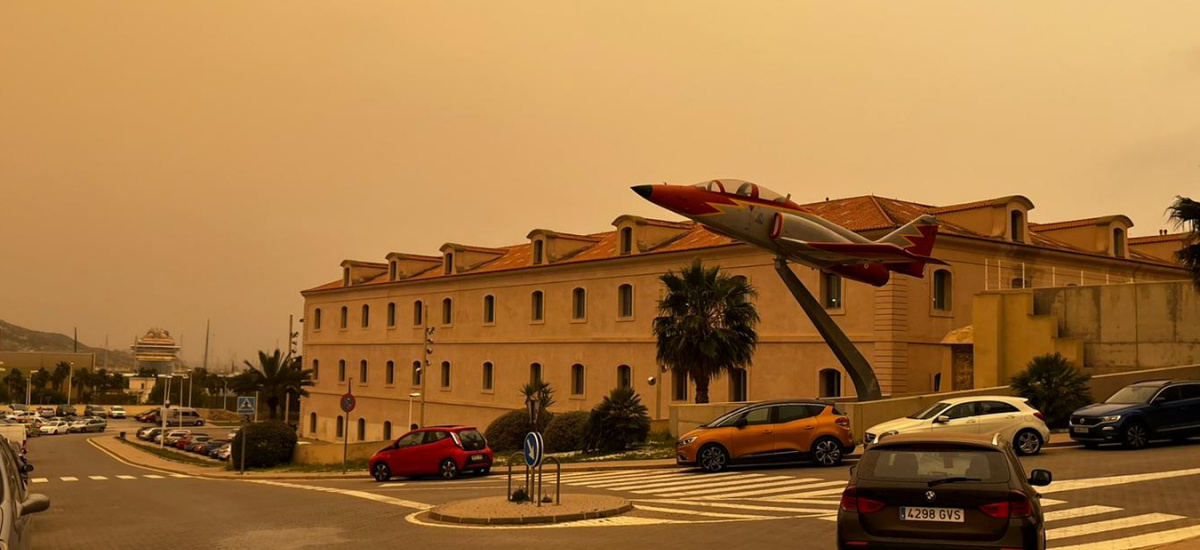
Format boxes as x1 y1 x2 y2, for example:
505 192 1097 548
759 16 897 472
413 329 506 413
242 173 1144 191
233 459 371 474
492 439 675 466
119 438 224 469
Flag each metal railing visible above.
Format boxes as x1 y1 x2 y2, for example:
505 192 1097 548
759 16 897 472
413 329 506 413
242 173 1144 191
504 452 561 506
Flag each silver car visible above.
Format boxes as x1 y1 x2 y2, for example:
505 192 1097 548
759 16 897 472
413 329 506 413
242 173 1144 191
0 439 50 548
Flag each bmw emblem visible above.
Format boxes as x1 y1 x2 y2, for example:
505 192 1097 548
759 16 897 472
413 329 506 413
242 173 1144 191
925 490 936 502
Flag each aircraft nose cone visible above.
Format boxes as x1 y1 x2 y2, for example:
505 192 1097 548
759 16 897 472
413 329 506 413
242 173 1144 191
631 184 654 200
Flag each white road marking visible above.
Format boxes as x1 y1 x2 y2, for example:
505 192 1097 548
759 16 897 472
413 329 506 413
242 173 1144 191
688 479 842 499
406 510 689 529
1053 524 1200 550
634 499 835 514
561 470 674 483
581 473 707 488
1046 513 1184 540
169 474 191 478
60 477 78 482
116 475 137 480
634 504 771 519
143 474 164 479
247 479 432 510
30 478 48 484
1043 467 1200 494
817 514 838 522
1040 498 1067 507
659 478 819 498
1044 505 1122 522
629 475 773 494
88 476 107 481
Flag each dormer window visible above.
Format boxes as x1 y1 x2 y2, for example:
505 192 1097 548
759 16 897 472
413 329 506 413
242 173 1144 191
1113 227 1126 257
1010 210 1025 243
389 261 397 281
620 227 633 255
343 267 351 286
444 253 454 275
533 240 544 265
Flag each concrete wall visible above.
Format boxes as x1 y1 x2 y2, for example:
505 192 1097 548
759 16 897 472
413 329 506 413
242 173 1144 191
293 440 385 465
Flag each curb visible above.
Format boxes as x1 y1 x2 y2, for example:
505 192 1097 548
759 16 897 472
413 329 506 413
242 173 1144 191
428 502 633 525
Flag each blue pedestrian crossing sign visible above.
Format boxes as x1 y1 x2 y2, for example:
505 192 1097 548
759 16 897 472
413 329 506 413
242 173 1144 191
523 432 544 468
237 396 257 415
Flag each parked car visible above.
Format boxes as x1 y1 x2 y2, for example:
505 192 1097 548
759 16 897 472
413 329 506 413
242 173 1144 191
40 421 69 435
162 408 205 427
8 404 28 412
82 418 107 433
213 443 232 461
67 419 90 433
837 433 1053 550
139 427 164 442
1070 379 1200 449
15 412 40 424
865 396 1051 456
0 433 50 546
109 406 126 419
369 426 493 481
54 405 77 417
176 434 210 450
36 407 54 418
161 430 191 446
137 410 161 423
82 405 106 418
675 400 855 472
198 439 228 455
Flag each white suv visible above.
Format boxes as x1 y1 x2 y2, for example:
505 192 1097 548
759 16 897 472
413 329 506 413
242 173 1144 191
865 395 1050 455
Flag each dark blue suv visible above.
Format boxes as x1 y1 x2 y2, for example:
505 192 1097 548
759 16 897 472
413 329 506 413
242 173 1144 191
1070 380 1200 449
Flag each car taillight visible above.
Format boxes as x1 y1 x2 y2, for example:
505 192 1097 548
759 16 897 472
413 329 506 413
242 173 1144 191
840 486 885 513
835 416 850 428
1033 411 1045 421
981 492 1033 518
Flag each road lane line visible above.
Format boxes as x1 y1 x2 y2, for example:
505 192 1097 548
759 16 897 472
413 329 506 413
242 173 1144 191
116 475 137 480
60 477 78 482
1044 505 1122 522
1042 467 1200 494
633 504 770 519
143 474 165 479
88 476 108 480
169 474 191 478
246 479 432 510
660 478 819 498
633 499 835 514
31 478 48 484
1046 513 1184 541
686 480 842 499
1053 524 1200 550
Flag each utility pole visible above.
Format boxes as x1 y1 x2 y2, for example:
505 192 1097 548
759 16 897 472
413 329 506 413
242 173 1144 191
203 319 210 372
73 327 77 353
419 316 434 427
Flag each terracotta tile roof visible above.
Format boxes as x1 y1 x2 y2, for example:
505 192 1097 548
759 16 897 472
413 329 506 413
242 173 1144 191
1029 215 1132 232
929 196 1028 214
1129 233 1187 244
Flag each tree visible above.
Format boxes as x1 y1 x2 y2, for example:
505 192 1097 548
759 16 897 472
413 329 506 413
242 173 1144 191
3 370 25 401
1010 353 1092 428
1168 196 1200 288
584 387 652 452
239 349 314 420
50 362 71 392
519 380 555 430
652 259 760 403
31 368 50 393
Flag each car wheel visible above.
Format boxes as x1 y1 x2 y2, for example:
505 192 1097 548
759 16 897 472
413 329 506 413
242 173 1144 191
1121 422 1150 450
698 444 730 473
1014 429 1043 456
811 437 844 467
372 462 392 482
439 458 460 480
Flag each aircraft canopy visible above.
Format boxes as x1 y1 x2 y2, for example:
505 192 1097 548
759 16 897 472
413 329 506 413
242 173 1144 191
694 179 789 203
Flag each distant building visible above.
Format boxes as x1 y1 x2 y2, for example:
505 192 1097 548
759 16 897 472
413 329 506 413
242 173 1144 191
0 351 95 403
298 193 1188 443
131 328 180 375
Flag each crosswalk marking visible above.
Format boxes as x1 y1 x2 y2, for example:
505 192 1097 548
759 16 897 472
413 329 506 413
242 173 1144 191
117 475 136 480
1053 524 1200 550
590 473 748 489
635 499 835 515
634 504 770 520
88 476 107 481
31 478 48 484
688 480 842 499
60 477 78 482
1046 513 1184 540
1045 505 1122 522
169 474 191 478
660 478 819 498
777 486 847 499
630 475 774 495
584 473 714 488
562 470 670 483
1040 498 1067 507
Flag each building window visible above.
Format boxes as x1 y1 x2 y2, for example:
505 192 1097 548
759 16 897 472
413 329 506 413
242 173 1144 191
444 252 454 275
821 273 842 309
412 361 422 386
413 301 424 326
672 372 688 401
530 363 542 384
482 362 494 391
442 298 453 325
483 295 495 324
1113 227 1126 257
338 360 346 382
1011 277 1027 289
933 270 952 311
440 361 452 388
386 361 395 385
819 368 842 398
387 302 396 327
336 416 344 439
617 284 634 318
309 413 317 434
1010 210 1024 243
389 261 397 281
340 306 348 329
617 365 632 389
314 308 322 330
343 267 351 286
312 359 319 381
531 291 544 321
730 368 748 402
383 421 392 440
533 240 544 265
932 373 943 392
361 304 370 328
359 360 368 383
572 288 586 320
357 418 366 441
571 364 585 395
619 227 633 255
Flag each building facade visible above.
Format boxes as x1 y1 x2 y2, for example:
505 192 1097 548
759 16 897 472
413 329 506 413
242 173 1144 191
299 194 1187 443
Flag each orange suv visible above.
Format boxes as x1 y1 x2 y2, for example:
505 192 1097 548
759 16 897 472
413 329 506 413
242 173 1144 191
676 400 855 472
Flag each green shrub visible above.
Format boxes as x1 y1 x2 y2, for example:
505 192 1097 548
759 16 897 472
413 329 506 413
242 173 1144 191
585 387 652 453
230 420 297 468
543 411 589 453
1010 353 1092 428
484 409 553 453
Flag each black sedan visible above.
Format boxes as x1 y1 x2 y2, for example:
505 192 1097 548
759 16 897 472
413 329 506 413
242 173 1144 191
1070 379 1200 449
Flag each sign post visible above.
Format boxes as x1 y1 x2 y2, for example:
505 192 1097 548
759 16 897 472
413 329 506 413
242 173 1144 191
523 432 544 506
340 380 356 474
236 395 257 475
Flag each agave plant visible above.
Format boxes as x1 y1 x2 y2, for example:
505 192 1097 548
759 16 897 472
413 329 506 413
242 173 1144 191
1010 353 1092 428
585 387 652 453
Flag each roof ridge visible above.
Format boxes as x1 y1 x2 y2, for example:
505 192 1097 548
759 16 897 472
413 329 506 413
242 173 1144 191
867 195 897 226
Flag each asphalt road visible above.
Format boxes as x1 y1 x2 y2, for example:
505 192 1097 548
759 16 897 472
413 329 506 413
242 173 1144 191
25 422 1200 550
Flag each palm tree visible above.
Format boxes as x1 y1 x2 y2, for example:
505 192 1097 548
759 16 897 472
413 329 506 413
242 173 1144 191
30 368 50 392
1168 196 1200 288
240 349 314 420
652 259 760 404
3 370 25 400
1010 353 1092 428
519 380 555 431
585 387 652 452
50 362 71 392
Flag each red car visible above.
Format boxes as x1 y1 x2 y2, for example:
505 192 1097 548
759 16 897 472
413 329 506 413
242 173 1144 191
369 426 493 481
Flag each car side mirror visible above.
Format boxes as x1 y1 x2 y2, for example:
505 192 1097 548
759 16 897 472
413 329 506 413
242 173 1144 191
934 415 950 424
734 417 748 429
19 494 50 516
1028 469 1052 487
20 462 33 474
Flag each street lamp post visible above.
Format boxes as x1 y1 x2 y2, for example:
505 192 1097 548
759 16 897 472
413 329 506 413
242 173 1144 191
407 392 420 430
66 361 75 406
419 323 434 427
158 374 171 448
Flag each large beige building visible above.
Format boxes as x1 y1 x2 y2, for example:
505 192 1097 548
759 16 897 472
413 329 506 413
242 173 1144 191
298 194 1187 443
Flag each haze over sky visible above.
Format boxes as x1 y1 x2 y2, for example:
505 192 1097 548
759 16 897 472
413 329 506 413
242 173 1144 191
2 1 1198 366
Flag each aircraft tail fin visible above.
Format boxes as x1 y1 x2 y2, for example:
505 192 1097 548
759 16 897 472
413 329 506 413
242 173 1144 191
877 215 945 277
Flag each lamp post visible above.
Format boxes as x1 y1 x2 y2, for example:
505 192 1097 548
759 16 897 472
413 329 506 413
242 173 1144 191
407 392 420 430
157 374 171 448
66 361 75 406
419 323 434 427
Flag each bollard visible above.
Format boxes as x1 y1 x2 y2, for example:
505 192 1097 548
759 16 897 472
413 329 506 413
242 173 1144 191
119 431 126 440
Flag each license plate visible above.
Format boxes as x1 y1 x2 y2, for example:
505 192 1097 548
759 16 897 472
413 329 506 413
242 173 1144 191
470 454 485 462
1073 426 1089 434
900 507 964 522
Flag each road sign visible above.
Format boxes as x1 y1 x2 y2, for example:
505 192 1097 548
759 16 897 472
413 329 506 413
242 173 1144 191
523 431 544 468
340 392 357 414
236 396 256 415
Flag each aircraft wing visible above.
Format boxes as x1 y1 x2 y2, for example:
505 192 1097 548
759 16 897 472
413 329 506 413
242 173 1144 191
779 239 948 265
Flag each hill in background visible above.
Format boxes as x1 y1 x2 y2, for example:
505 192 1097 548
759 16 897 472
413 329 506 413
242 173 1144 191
0 319 136 369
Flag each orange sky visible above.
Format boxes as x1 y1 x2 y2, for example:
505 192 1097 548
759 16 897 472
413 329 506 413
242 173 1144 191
2 1 1197 366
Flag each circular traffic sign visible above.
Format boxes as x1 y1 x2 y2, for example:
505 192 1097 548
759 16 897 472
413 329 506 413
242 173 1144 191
340 392 357 413
523 431 544 468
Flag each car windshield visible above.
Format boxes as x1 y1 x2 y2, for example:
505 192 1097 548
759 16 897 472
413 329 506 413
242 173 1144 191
703 407 756 428
908 402 951 420
860 445 1010 483
1106 385 1160 404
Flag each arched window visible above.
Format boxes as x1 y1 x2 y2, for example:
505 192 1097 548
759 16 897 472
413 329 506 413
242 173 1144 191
1010 210 1025 243
1113 227 1126 257
617 284 634 318
730 368 748 402
571 364 585 395
444 252 454 275
819 369 842 398
672 373 688 401
483 295 496 324
482 362 494 390
1011 277 1027 290
617 365 632 389
619 227 633 255
312 359 319 381
336 416 344 439
440 361 452 388
340 306 348 329
387 302 396 327
933 270 952 311
309 413 317 434
413 301 424 326
314 308 322 330
572 288 586 320
361 304 370 328
442 298 453 325
338 360 346 382
412 361 422 386
386 361 395 385
821 273 842 309
359 360 368 383
530 363 542 384
531 291 544 321
357 418 366 441
383 421 392 440
533 240 545 265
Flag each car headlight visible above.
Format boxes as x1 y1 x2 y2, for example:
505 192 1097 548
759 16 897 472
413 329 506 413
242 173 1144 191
677 436 697 446
1100 415 1122 423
